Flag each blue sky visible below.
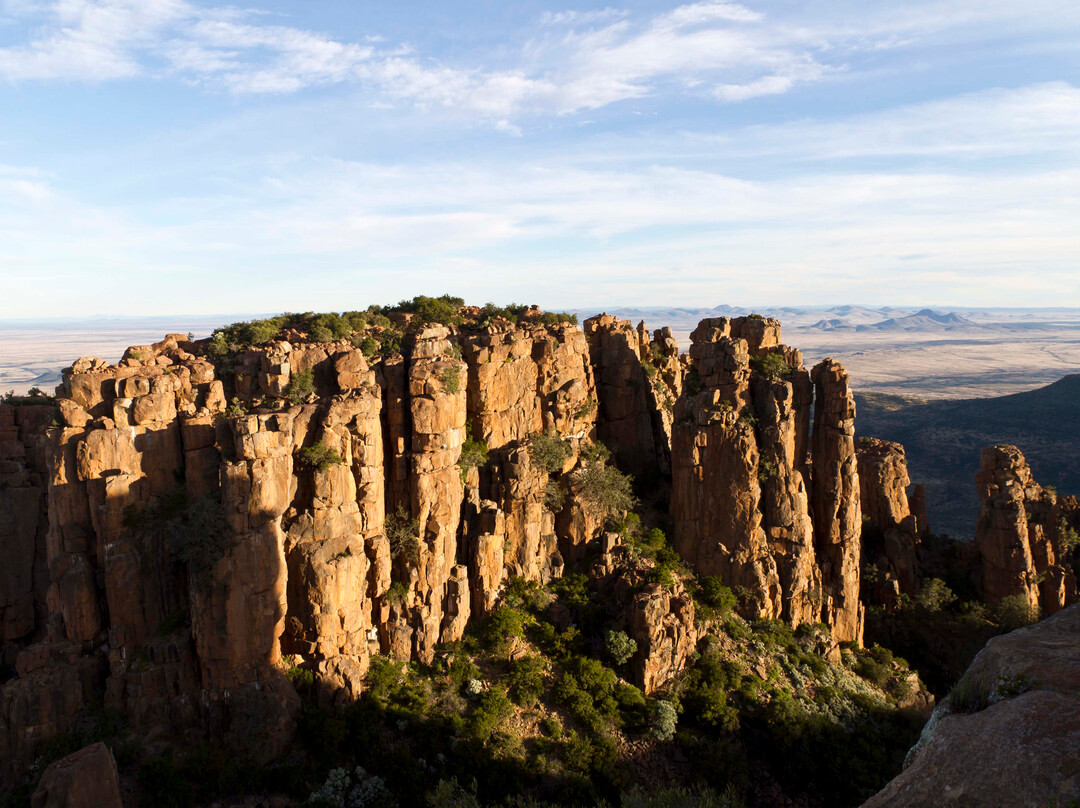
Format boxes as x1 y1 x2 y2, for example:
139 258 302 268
1 0 1079 317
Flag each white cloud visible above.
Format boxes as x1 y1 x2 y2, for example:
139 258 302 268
10 0 1074 120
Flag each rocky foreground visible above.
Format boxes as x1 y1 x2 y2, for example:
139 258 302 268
1 300 1077 806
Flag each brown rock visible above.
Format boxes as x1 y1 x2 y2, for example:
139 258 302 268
31 742 122 808
857 437 921 597
863 604 1080 808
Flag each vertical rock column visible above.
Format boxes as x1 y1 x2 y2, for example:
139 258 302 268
670 322 782 619
857 438 921 598
976 444 1075 615
583 315 658 479
404 327 468 661
810 359 863 645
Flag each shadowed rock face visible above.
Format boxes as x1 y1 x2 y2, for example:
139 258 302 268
857 437 922 600
31 741 123 808
0 310 878 784
976 444 1077 615
863 603 1080 808
669 317 863 644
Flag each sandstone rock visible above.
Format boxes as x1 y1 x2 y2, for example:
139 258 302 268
629 581 697 694
976 445 1075 614
863 604 1080 808
857 438 921 597
31 742 122 808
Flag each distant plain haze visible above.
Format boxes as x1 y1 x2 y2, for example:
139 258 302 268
1 0 1079 316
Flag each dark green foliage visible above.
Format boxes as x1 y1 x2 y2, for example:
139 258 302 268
299 440 344 472
604 630 637 666
1 388 57 405
696 578 737 616
914 578 957 611
508 656 546 707
356 335 379 357
386 506 420 562
649 700 678 741
993 594 1040 630
749 353 789 380
440 366 462 394
527 430 573 473
460 428 490 476
388 295 465 326
484 606 526 653
286 368 314 404
575 445 637 521
386 581 409 606
946 674 993 713
469 688 513 741
544 480 566 512
683 367 702 396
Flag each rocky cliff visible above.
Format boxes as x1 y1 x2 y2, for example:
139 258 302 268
0 304 879 791
863 602 1080 808
976 444 1078 615
669 316 863 643
857 437 922 602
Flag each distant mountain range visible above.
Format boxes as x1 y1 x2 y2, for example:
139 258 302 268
571 305 1080 334
856 375 1080 538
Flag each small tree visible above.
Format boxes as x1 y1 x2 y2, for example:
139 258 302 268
298 441 344 472
386 506 420 562
649 700 678 741
605 630 638 666
286 369 314 404
528 429 572 473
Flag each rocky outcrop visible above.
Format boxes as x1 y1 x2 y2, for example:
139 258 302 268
857 437 922 599
629 581 697 695
863 603 1080 808
583 315 679 481
976 445 1077 615
670 318 862 643
31 742 123 808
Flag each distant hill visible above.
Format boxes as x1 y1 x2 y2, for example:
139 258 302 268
856 375 1080 538
857 309 977 332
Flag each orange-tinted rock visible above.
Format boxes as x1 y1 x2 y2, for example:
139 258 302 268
976 445 1076 615
629 581 697 694
811 359 863 645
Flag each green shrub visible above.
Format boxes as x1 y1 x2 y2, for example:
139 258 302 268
389 295 464 326
298 441 344 472
508 656 546 707
993 594 1040 630
386 506 420 562
355 335 378 357
947 674 992 713
386 581 409 606
576 457 637 522
914 578 956 612
528 430 572 473
649 700 678 741
439 366 462 394
459 428 489 477
544 480 566 512
697 578 737 615
484 606 526 653
749 352 789 380
286 369 314 404
469 687 513 741
604 630 638 666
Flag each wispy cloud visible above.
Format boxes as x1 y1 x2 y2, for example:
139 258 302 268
5 0 1074 122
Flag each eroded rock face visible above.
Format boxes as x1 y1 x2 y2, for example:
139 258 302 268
863 604 1080 808
976 445 1077 615
31 741 123 808
857 437 921 599
671 319 863 643
629 581 697 695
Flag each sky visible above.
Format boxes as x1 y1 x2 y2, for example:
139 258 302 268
1 0 1079 317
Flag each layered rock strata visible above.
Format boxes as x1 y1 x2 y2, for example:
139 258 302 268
976 445 1077 615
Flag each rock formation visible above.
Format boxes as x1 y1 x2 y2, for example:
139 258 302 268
976 445 1077 615
669 317 862 644
857 437 922 600
0 305 879 789
863 603 1080 808
31 742 123 808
